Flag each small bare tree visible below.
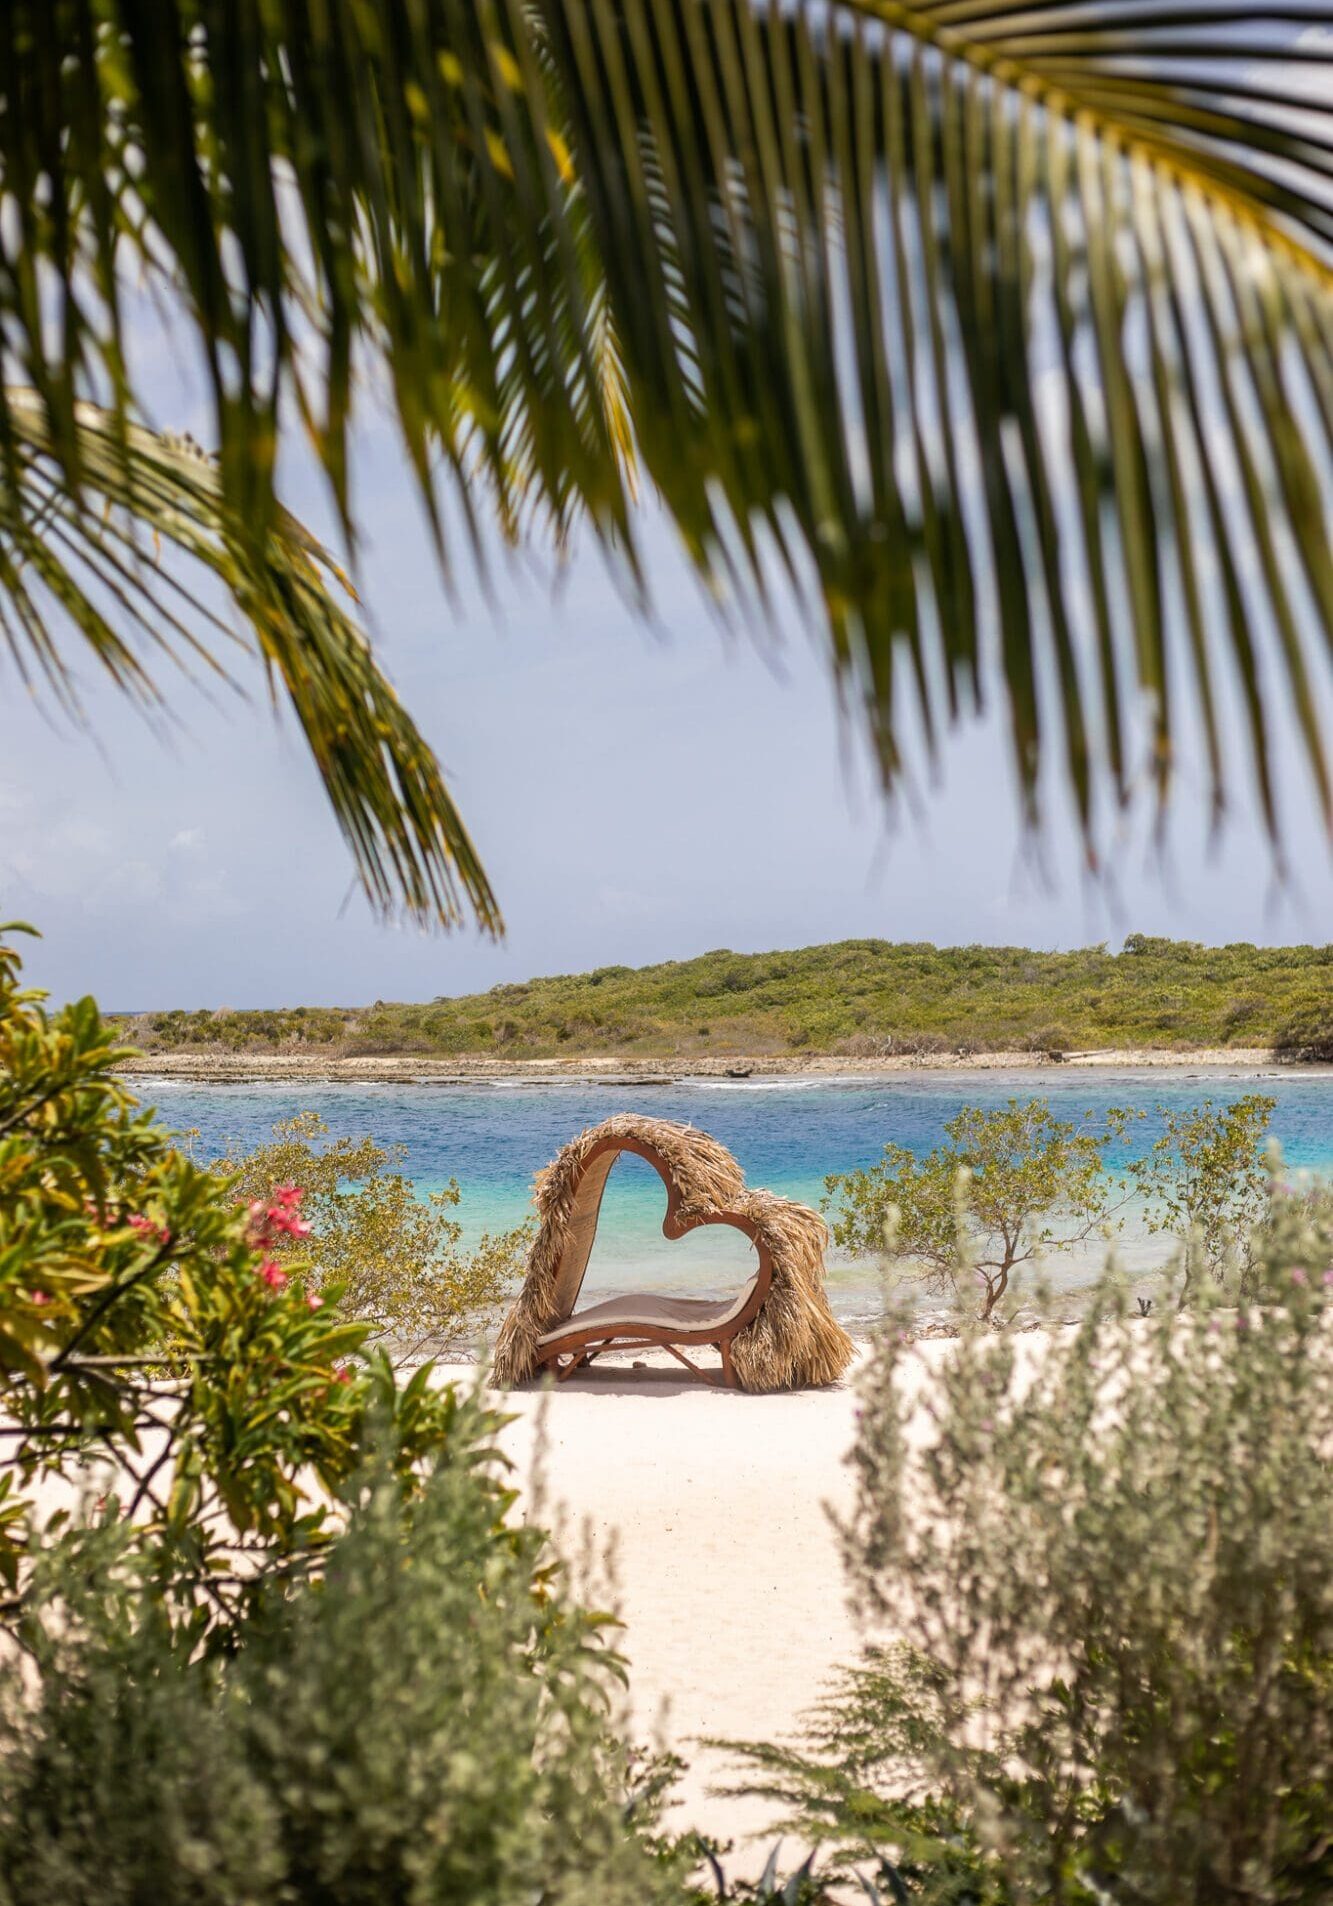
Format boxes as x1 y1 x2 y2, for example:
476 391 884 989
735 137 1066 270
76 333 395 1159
825 1099 1133 1323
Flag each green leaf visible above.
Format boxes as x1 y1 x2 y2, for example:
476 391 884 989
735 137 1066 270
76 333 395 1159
1 0 1330 884
0 393 500 931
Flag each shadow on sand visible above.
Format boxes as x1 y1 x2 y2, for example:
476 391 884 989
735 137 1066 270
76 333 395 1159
518 1356 741 1399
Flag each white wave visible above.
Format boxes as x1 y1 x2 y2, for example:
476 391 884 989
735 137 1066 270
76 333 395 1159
690 1075 866 1091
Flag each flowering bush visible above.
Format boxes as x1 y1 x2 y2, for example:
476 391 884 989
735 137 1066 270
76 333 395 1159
0 923 467 1637
212 1110 529 1355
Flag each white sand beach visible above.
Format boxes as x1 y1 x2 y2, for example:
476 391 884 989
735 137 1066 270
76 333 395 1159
491 1351 874 1859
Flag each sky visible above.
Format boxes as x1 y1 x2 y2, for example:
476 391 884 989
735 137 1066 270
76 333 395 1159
3 317 1332 1010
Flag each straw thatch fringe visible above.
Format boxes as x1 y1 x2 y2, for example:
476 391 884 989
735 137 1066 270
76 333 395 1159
729 1189 854 1392
491 1113 854 1392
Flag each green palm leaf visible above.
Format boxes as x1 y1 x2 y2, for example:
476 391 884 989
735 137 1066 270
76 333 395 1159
1 1 1330 909
516 0 1333 848
0 392 499 932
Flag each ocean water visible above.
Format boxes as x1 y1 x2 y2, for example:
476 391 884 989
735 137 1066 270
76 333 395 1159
136 1068 1333 1333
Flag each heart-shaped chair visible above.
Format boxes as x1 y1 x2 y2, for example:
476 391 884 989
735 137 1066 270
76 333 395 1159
490 1113 854 1391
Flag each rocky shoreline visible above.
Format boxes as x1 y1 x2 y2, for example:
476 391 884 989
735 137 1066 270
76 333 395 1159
116 1046 1295 1086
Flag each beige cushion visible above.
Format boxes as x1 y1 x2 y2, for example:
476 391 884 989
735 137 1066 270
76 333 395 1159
537 1277 759 1345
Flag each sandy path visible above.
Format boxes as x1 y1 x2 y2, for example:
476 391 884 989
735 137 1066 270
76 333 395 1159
491 1353 870 1860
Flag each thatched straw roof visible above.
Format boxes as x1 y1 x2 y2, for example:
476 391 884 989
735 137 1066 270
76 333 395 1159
491 1113 854 1392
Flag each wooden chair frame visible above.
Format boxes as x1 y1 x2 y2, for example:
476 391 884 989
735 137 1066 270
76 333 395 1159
532 1134 774 1389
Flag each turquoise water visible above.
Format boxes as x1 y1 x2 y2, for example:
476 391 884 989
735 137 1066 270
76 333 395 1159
137 1068 1333 1332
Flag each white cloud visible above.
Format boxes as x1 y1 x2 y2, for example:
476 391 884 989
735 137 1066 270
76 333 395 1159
0 805 243 929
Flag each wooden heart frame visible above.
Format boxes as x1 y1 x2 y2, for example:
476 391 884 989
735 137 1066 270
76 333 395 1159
491 1113 855 1393
531 1131 774 1386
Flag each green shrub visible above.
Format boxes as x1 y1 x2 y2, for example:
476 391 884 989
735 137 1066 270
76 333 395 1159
1019 1024 1071 1053
1127 1095 1276 1297
212 1112 529 1355
1275 1004 1333 1062
0 1424 691 1906
0 924 461 1639
731 1220 1333 1903
1250 1178 1333 1300
1220 995 1266 1036
824 1100 1132 1322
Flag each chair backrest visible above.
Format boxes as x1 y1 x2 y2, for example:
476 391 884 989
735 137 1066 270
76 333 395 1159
549 1145 619 1321
546 1132 773 1325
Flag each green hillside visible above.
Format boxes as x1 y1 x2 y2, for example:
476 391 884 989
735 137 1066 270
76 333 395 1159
115 937 1332 1060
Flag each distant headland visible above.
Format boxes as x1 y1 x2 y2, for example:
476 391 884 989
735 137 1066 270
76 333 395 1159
111 936 1331 1075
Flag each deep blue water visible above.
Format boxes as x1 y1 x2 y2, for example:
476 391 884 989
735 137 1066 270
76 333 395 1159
136 1068 1333 1330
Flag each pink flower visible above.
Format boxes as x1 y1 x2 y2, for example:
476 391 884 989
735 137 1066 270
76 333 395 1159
1324 1268 1333 1289
1291 1268 1309 1287
127 1214 170 1244
29 1290 49 1307
306 1290 323 1312
331 1364 351 1385
245 1200 277 1246
248 1186 311 1241
266 1187 311 1238
268 1210 312 1239
257 1259 288 1292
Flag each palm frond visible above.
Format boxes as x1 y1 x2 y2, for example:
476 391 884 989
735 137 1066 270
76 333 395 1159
0 392 500 933
0 0 637 567
2 1 1330 881
516 0 1333 848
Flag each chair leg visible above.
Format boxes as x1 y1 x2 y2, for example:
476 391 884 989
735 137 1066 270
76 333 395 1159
718 1338 735 1388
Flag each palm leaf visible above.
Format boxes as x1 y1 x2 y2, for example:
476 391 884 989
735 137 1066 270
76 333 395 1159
0 392 500 933
516 0 1333 849
0 1 636 569
1 1 1330 888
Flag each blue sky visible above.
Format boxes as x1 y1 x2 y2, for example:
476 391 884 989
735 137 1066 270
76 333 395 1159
2 314 1331 1009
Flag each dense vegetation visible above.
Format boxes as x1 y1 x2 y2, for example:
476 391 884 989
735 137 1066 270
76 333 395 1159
0 926 705 1900
727 1203 1333 1903
116 938 1333 1061
0 1435 695 1906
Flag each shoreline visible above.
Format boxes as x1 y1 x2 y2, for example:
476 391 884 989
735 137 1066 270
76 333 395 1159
114 1045 1318 1086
